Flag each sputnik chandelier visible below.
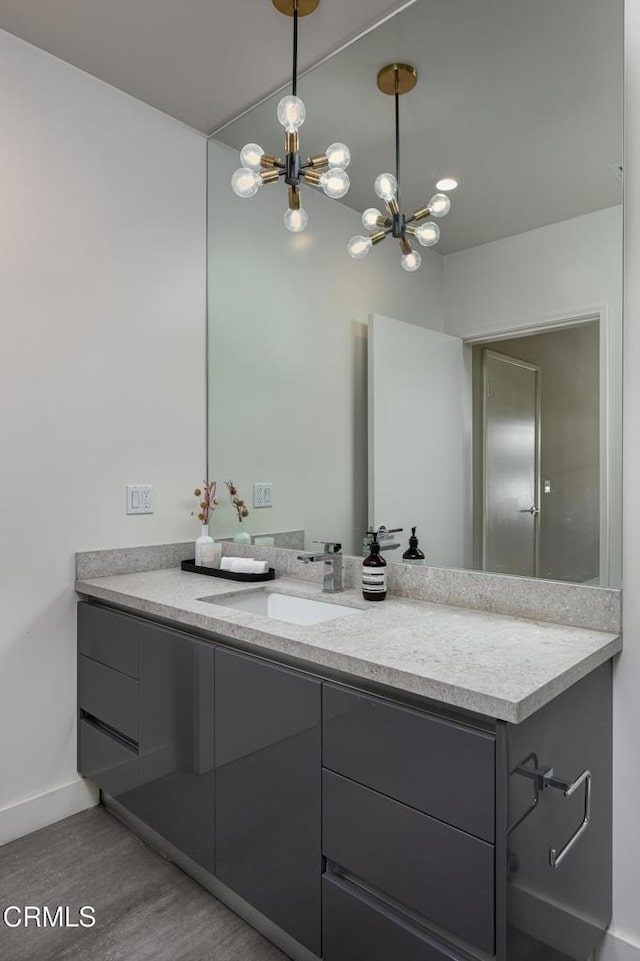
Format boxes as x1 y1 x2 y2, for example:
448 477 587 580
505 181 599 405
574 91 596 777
348 63 454 271
231 0 350 232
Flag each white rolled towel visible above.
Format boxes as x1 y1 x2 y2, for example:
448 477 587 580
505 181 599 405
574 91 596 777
220 557 269 574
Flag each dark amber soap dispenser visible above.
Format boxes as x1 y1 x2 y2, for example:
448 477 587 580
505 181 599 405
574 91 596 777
362 531 387 601
403 527 425 566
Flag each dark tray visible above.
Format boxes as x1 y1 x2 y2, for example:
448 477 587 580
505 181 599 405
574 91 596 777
181 560 275 582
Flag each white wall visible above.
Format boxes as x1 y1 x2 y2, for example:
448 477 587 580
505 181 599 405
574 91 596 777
0 31 206 842
443 206 623 590
208 138 443 554
443 205 622 339
599 3 640 958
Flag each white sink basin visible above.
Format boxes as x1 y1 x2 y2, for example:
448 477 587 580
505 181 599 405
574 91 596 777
200 589 363 626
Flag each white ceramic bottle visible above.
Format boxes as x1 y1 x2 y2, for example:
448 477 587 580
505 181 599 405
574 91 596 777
195 525 215 567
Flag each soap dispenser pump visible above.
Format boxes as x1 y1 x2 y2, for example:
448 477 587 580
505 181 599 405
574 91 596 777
362 531 387 601
403 527 425 566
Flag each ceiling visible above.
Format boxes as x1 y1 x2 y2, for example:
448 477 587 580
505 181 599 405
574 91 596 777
217 0 623 253
0 0 412 133
0 0 622 253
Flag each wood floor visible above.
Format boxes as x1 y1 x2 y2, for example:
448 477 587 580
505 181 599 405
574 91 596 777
0 806 288 961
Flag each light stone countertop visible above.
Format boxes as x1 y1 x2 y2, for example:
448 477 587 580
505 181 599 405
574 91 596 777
75 568 622 724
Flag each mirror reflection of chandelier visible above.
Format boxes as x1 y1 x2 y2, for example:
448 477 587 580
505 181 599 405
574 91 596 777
348 63 456 272
231 0 351 233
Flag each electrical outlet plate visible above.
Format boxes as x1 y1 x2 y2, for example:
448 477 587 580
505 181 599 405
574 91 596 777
253 483 273 508
127 484 154 514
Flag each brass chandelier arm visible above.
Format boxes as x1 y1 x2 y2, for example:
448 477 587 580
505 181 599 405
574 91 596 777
302 168 323 186
285 131 300 154
399 236 412 255
260 155 285 169
370 230 388 246
386 197 400 217
259 169 281 185
411 204 432 223
288 185 301 210
306 155 330 169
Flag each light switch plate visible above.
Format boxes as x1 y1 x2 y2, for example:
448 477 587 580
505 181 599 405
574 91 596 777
253 483 273 508
127 484 154 514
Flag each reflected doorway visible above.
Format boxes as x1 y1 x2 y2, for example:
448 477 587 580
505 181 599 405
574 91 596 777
482 351 541 578
472 322 600 584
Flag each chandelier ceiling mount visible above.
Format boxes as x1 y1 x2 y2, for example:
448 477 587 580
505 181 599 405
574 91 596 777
231 0 350 232
348 62 455 271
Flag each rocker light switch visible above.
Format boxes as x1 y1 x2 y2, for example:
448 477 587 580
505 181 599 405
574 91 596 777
253 483 273 508
127 485 154 514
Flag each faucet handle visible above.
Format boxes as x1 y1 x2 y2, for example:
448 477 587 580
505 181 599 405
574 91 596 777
313 541 342 553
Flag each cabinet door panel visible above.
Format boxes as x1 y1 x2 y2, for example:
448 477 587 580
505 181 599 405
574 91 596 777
323 875 467 961
78 718 138 800
79 656 138 742
215 648 322 956
323 683 495 841
78 601 138 678
132 624 215 873
323 769 495 955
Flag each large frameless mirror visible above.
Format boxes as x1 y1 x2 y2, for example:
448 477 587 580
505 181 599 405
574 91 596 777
207 0 623 587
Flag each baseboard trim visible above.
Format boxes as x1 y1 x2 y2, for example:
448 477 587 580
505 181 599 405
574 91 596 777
0 778 99 846
597 927 640 960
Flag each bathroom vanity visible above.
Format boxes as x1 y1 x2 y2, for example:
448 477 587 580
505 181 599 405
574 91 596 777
75 568 619 961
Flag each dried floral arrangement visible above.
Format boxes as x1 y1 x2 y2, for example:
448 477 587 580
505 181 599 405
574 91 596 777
192 481 218 524
226 480 250 523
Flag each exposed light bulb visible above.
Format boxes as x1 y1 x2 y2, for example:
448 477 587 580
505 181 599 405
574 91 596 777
325 143 351 169
277 95 306 132
428 193 452 217
435 176 459 192
284 208 308 233
321 167 350 200
362 208 383 230
348 236 373 260
415 222 441 247
240 143 264 171
374 173 398 202
231 167 261 199
401 249 422 272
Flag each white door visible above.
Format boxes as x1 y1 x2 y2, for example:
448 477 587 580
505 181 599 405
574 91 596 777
368 314 465 569
482 350 540 577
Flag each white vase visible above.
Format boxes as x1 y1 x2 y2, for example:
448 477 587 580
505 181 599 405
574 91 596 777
195 525 215 567
233 522 251 545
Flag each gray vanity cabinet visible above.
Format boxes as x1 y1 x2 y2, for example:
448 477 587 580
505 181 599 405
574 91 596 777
322 875 466 961
214 647 322 956
322 684 497 959
323 682 495 841
77 603 215 872
78 601 612 961
128 622 215 873
77 603 139 806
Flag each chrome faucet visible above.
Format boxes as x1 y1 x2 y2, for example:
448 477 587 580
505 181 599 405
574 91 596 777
297 542 343 593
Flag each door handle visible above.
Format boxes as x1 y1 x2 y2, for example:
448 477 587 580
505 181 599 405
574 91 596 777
519 507 540 515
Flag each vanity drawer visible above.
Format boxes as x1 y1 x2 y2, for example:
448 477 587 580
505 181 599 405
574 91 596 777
78 602 138 678
323 683 495 841
323 770 495 954
79 655 138 743
323 875 468 961
78 718 138 796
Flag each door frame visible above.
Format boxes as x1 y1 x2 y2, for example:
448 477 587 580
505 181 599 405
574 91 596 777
463 305 618 587
481 349 542 577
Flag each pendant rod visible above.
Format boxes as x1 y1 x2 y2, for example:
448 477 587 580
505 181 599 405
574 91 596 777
395 74 401 210
292 0 299 97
